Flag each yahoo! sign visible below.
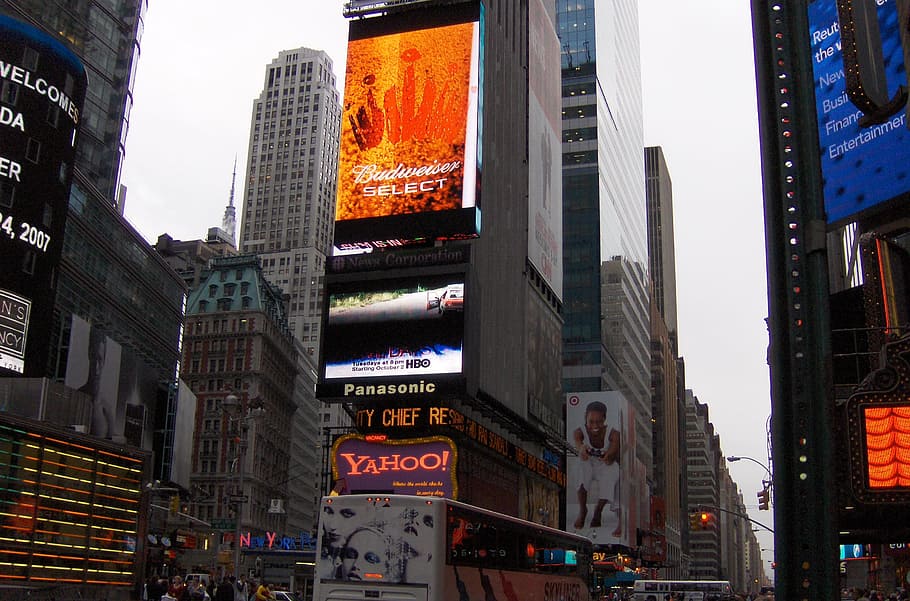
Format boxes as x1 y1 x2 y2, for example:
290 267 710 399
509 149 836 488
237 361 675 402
331 435 458 499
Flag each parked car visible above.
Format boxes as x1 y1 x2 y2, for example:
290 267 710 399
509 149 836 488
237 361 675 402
274 592 303 601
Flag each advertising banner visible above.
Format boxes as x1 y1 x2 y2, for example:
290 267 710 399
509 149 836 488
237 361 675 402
808 1 910 226
334 6 481 251
331 434 458 498
566 391 634 547
528 0 563 298
64 314 159 447
0 288 30 373
318 274 466 399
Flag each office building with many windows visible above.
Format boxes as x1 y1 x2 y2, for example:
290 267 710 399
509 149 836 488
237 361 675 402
558 0 653 548
0 0 185 475
238 47 341 359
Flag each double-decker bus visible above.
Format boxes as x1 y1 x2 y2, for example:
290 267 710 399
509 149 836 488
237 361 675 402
314 494 592 601
632 580 735 601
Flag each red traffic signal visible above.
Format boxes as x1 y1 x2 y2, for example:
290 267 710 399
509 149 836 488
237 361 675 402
700 512 711 528
757 487 771 511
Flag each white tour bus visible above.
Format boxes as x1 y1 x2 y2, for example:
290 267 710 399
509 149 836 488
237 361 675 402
314 494 592 601
632 579 735 601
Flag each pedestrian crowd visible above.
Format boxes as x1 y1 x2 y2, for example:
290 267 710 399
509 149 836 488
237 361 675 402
848 588 910 601
143 574 284 601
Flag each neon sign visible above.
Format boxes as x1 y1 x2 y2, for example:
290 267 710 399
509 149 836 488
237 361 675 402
332 435 458 498
240 530 317 551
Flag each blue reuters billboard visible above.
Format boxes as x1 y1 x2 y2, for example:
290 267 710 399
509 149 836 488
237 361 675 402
808 1 910 226
0 15 86 375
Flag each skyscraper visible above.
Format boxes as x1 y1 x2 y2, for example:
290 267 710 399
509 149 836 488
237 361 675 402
0 0 186 478
0 1 184 594
646 146 679 347
685 390 721 579
646 145 684 576
0 0 143 204
238 47 341 358
319 0 568 527
558 0 652 545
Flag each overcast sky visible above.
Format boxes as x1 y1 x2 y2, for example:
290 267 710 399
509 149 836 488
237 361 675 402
120 0 774 568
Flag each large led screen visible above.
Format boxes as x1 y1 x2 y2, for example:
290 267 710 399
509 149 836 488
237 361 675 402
0 415 146 587
319 275 465 400
864 404 910 489
0 15 86 376
333 4 482 252
809 1 910 226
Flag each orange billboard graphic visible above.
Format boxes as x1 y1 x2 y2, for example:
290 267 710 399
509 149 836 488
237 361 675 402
865 405 910 488
335 18 480 249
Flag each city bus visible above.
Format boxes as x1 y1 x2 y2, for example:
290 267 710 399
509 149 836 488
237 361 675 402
632 579 735 601
313 494 592 601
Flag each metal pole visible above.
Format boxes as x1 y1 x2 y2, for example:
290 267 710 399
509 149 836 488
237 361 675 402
751 1 839 598
727 455 772 479
233 418 246 577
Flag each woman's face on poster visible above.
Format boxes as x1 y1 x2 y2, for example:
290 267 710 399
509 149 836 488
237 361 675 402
340 528 387 580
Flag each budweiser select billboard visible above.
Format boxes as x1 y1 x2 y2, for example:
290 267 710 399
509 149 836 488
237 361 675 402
333 1 483 253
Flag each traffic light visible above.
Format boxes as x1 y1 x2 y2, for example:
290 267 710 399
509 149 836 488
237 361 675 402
757 487 770 510
169 495 180 515
700 512 711 529
689 512 701 531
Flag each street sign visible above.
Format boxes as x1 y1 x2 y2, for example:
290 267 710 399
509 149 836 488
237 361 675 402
228 495 249 503
211 518 236 530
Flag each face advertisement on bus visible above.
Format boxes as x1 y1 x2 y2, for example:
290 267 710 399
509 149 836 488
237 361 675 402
314 494 592 601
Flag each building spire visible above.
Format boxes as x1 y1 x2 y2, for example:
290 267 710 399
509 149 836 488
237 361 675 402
222 156 237 245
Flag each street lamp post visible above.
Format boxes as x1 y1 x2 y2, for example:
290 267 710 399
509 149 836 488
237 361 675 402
727 455 774 509
726 455 772 479
224 393 263 578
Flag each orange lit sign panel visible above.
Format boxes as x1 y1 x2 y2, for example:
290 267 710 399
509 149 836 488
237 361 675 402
864 405 910 488
334 10 481 251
